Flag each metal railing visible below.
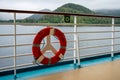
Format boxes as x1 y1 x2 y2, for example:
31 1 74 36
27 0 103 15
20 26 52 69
0 9 120 77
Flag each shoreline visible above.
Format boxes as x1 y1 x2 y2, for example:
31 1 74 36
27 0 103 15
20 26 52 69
0 22 120 27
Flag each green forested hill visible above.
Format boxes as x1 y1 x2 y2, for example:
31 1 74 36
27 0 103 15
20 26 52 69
54 3 95 14
22 3 120 24
37 3 112 24
38 3 97 23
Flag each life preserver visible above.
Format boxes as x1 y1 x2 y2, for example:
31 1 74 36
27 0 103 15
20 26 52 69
32 27 67 65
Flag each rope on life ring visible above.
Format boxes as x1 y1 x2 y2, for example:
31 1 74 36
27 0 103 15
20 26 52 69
32 26 67 65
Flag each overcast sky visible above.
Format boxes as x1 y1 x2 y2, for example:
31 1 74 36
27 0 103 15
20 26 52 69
0 0 120 19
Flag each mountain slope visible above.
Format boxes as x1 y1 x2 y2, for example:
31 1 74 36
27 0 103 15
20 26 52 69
26 3 95 22
26 9 51 20
54 3 95 14
38 3 96 23
23 3 120 24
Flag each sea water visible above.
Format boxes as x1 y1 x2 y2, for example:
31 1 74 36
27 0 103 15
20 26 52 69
0 25 120 69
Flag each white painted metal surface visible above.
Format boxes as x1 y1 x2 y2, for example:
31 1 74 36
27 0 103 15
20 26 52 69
13 13 17 78
74 16 77 64
111 18 115 59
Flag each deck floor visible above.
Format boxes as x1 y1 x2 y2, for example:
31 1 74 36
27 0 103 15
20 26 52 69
30 60 120 80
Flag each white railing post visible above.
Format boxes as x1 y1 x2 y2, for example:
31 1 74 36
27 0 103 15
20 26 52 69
74 16 77 65
76 35 80 67
111 18 115 60
14 13 17 78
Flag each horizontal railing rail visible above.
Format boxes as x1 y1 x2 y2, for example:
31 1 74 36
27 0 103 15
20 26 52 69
0 9 120 18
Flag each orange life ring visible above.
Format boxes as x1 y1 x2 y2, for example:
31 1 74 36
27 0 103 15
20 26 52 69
32 27 67 65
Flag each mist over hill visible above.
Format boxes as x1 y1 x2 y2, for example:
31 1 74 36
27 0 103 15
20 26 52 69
26 9 51 20
95 9 120 16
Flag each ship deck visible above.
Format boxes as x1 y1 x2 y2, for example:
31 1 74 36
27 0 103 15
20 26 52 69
30 60 120 80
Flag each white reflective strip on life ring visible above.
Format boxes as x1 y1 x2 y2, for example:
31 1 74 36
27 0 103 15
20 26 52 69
59 53 63 59
50 28 55 35
37 55 44 63
60 46 66 49
32 44 40 47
